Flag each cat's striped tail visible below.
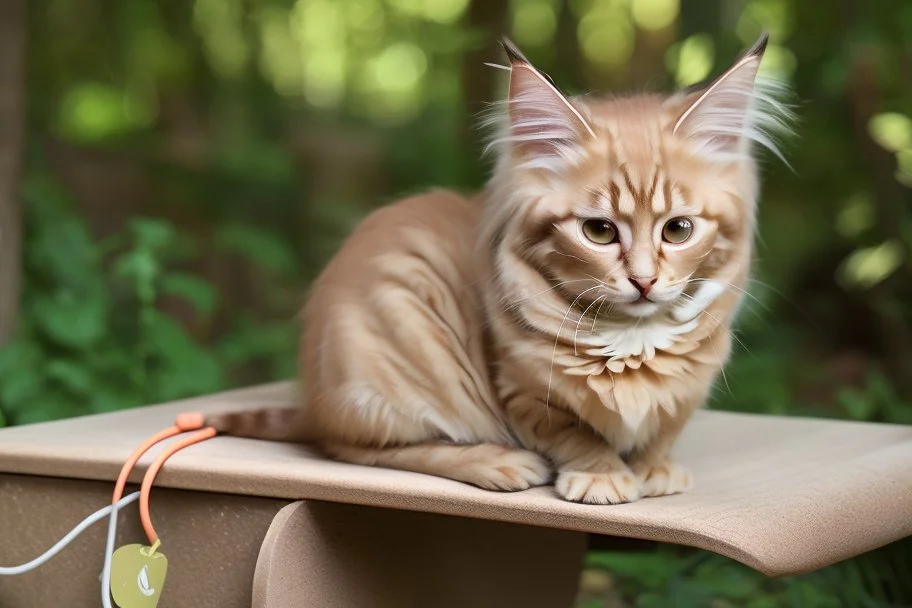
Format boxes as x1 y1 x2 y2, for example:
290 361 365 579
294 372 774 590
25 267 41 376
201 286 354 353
204 410 554 492
204 407 302 442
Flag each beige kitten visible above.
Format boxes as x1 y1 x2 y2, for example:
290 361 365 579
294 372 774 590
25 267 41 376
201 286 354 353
207 35 793 504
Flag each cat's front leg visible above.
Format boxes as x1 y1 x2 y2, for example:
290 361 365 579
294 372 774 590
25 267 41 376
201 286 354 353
627 412 693 498
504 394 641 505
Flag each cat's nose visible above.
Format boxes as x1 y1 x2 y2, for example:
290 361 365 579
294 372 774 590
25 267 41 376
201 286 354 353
628 276 657 296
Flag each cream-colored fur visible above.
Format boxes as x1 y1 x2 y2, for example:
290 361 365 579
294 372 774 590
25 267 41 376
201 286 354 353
207 35 793 504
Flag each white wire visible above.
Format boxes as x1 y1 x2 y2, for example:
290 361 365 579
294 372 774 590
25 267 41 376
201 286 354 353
0 491 140 576
101 487 138 608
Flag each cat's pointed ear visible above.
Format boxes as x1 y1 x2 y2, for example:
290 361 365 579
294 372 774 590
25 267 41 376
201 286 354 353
671 33 793 163
500 38 596 160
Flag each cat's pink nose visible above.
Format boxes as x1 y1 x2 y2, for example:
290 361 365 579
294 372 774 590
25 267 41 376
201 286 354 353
629 276 657 296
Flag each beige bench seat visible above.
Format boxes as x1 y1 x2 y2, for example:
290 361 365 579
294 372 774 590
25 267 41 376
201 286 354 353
1 382 910 607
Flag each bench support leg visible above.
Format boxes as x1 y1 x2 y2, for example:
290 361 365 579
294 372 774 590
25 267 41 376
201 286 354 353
254 500 588 608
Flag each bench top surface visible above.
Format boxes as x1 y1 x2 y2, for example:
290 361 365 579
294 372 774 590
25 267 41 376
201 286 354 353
0 382 910 576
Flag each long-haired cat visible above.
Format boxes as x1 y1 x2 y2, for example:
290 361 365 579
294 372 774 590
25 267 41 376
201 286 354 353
206 34 794 504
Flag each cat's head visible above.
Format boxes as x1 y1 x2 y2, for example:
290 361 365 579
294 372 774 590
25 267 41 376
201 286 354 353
482 35 794 322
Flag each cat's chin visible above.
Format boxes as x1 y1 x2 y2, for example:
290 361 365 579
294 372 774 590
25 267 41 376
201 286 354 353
619 299 662 319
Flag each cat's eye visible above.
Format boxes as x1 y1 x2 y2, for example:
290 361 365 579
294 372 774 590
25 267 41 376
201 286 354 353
662 218 693 244
581 219 618 245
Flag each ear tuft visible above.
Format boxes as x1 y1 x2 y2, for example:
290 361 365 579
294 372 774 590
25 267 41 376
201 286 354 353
672 33 795 165
499 37 532 66
745 32 769 58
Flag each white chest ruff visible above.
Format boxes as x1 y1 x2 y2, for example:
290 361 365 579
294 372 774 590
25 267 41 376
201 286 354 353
566 280 725 364
596 320 698 440
551 281 726 439
591 317 700 362
560 308 718 439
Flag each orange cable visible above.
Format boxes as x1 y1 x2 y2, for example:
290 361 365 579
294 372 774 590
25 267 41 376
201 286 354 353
108 412 217 547
111 426 183 505
138 425 218 545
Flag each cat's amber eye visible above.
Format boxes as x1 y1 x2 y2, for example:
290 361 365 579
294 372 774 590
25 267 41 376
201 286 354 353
581 219 618 245
662 218 693 244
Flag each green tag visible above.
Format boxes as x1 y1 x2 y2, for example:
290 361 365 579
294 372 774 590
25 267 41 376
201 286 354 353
110 543 168 608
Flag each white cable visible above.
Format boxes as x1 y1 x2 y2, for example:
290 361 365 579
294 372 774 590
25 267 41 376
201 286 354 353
0 492 140 576
101 487 137 608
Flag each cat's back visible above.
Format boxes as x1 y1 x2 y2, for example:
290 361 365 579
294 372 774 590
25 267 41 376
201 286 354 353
305 189 480 306
299 189 508 446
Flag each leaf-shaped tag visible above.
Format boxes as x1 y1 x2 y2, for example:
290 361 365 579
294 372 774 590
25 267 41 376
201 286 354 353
110 544 168 608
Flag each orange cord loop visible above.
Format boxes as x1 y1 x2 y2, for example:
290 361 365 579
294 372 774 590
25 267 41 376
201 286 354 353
138 426 216 544
111 413 216 546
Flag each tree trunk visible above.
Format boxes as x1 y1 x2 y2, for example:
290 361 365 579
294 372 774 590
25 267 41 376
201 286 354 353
459 0 510 186
0 0 27 345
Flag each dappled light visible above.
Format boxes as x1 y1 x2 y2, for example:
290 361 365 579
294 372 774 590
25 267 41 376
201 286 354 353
57 83 156 143
736 0 794 43
511 0 558 48
578 2 635 69
836 193 875 239
193 0 250 79
869 112 912 153
667 34 714 87
838 239 906 290
631 0 678 32
359 41 428 121
388 0 470 22
757 43 797 79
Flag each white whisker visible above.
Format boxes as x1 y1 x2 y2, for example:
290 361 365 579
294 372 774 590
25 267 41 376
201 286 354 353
503 278 594 310
549 251 588 264
574 295 605 355
545 285 603 416
590 297 610 332
695 304 754 360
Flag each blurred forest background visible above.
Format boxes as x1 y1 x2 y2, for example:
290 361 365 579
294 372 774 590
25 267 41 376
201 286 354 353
0 0 910 605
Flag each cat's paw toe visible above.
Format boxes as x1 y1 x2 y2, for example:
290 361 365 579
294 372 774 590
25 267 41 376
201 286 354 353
555 469 641 505
634 461 693 497
472 449 553 491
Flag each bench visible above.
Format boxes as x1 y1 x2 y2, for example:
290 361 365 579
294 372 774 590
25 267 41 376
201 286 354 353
1 381 910 607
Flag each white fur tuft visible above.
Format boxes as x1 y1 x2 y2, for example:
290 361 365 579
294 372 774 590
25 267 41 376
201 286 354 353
480 57 595 175
673 57 796 166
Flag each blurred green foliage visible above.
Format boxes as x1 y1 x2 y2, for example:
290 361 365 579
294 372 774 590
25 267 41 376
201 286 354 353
579 541 912 607
1 0 911 605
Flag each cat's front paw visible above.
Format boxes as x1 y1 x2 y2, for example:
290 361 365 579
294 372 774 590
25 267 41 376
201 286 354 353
633 461 693 497
555 469 641 505
467 448 554 491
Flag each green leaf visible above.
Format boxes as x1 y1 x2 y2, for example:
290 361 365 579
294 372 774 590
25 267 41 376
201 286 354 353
46 359 95 396
27 210 98 286
32 288 108 349
0 407 6 427
114 249 159 286
1 371 45 412
215 318 295 364
160 272 218 316
213 140 295 185
586 550 690 590
144 311 224 401
837 388 876 420
89 384 141 414
13 391 81 425
0 340 43 377
129 217 177 252
215 224 298 277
